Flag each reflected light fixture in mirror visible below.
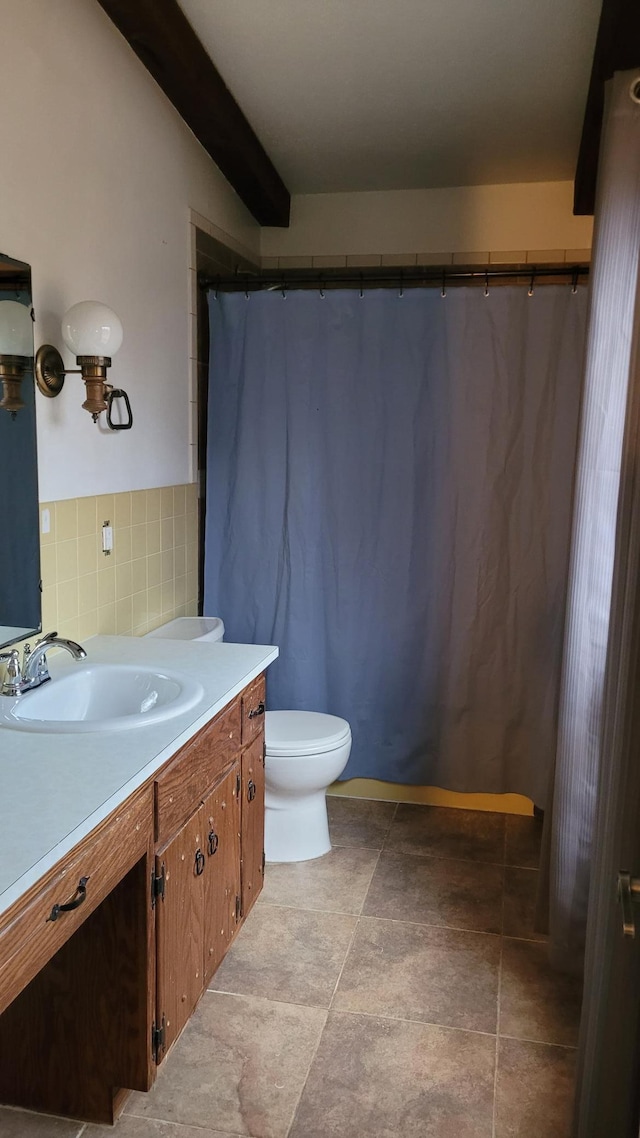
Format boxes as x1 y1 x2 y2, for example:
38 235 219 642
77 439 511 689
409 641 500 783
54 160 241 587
36 301 123 421
0 300 33 417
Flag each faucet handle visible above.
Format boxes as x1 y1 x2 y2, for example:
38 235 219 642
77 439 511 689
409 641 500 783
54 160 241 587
0 650 22 696
38 630 59 644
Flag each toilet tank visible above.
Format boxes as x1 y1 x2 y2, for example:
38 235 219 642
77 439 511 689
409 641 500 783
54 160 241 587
145 617 225 642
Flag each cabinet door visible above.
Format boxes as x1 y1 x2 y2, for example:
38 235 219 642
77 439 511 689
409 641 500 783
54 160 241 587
203 763 241 985
155 809 206 1058
241 734 265 918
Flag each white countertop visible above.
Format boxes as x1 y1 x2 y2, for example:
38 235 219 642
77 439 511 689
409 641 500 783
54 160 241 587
0 635 278 919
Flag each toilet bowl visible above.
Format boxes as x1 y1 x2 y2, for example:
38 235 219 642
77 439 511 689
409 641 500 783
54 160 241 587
265 710 352 863
145 619 351 863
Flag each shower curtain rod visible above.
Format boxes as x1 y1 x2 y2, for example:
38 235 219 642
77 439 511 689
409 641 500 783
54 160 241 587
200 264 589 294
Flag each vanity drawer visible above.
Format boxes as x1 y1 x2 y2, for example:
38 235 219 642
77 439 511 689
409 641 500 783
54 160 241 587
155 697 241 845
241 673 266 746
0 787 152 1016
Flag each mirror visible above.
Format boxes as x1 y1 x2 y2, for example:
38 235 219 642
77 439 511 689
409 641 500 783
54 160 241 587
0 253 40 649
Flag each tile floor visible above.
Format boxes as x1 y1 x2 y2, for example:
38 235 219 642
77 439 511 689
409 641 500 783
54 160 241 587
1 800 582 1138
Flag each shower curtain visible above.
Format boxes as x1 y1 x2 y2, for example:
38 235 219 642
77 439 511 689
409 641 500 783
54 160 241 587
540 72 640 976
204 285 586 803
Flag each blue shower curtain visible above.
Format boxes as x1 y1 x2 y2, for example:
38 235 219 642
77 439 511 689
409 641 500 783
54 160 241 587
204 286 586 802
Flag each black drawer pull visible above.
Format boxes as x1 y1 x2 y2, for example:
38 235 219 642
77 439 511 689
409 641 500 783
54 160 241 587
248 701 265 720
208 829 219 856
194 849 205 876
247 779 257 802
47 876 90 923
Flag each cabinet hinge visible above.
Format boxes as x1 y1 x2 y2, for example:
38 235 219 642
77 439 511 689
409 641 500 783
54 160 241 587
261 849 266 874
151 863 166 908
235 894 242 922
236 772 241 797
152 1015 166 1062
262 741 266 766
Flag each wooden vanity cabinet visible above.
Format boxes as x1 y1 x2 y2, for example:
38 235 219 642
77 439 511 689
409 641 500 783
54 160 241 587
153 674 266 1064
202 765 241 985
0 788 156 1124
0 670 267 1119
155 761 241 1055
241 733 266 919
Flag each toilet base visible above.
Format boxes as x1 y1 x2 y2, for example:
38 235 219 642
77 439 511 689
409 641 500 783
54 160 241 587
265 790 331 863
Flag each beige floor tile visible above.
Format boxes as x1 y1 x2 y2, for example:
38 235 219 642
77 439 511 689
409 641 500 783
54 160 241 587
125 991 326 1137
505 815 543 869
385 804 506 863
86 1119 239 1137
327 796 397 849
500 939 582 1046
289 1011 495 1137
0 1108 81 1135
333 916 500 1033
494 1038 576 1137
261 847 379 914
211 903 357 1007
503 868 546 941
363 851 504 933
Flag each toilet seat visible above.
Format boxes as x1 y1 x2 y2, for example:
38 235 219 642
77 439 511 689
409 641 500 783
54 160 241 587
266 710 351 758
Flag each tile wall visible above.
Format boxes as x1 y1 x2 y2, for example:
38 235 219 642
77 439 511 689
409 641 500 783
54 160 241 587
38 483 198 642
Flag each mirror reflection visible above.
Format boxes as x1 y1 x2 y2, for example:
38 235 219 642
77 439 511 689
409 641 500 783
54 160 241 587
0 254 41 648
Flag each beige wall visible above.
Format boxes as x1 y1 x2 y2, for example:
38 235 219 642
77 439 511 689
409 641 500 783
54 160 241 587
0 0 259 504
261 180 593 262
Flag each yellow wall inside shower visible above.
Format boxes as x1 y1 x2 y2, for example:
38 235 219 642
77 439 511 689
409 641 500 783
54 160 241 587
329 779 533 815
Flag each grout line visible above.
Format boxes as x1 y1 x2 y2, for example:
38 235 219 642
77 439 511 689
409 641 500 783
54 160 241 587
204 984 500 1041
328 912 362 1012
358 848 382 916
498 1032 579 1050
258 897 506 936
283 1010 330 1138
380 847 512 868
327 1005 499 1039
380 801 399 854
492 866 507 1138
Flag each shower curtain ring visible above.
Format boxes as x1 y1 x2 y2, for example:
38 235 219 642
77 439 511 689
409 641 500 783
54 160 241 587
360 274 364 299
441 270 447 298
319 279 325 299
572 268 579 294
528 270 535 297
281 278 287 299
214 275 220 300
484 270 490 297
399 271 404 298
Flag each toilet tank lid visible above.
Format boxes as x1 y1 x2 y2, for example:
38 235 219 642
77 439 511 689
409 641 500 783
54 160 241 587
145 617 224 642
266 710 351 756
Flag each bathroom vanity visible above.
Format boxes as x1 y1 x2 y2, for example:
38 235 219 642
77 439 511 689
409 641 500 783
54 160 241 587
0 635 277 1124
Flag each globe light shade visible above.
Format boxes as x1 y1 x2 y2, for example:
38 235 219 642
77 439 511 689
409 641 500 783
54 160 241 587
0 300 33 357
61 301 123 359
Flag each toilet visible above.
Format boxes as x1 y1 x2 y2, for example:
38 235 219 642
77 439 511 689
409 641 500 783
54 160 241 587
265 711 352 863
147 617 352 863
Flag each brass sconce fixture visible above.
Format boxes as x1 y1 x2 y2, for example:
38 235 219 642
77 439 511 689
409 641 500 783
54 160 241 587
0 300 33 417
36 301 131 427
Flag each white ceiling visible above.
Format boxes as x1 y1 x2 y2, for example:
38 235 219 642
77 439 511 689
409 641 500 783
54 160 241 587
178 0 601 195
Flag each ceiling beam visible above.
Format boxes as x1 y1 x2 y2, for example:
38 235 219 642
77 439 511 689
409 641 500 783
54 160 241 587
574 0 640 215
96 0 290 227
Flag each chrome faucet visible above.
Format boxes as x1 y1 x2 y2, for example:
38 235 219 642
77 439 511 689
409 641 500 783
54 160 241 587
0 631 86 697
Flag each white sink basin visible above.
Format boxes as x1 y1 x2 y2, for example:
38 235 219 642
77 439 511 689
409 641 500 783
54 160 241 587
0 664 205 733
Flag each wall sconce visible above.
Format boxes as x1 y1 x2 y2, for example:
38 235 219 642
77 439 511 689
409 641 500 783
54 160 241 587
0 300 33 417
36 301 130 425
